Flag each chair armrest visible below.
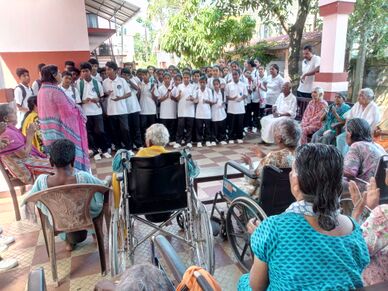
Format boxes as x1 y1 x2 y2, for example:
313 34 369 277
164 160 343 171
153 235 186 282
224 161 257 179
28 267 47 291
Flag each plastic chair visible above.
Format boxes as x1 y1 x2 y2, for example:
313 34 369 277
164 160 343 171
0 160 27 221
25 184 111 286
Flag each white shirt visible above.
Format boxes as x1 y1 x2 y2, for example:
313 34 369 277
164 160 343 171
14 83 34 127
140 82 157 115
126 78 141 114
195 87 212 119
32 80 41 95
225 81 247 114
75 79 103 116
344 101 381 130
158 84 177 119
257 75 267 104
265 74 284 105
103 76 130 116
298 55 321 93
211 89 227 122
177 83 196 118
274 92 297 119
61 85 80 102
92 73 103 83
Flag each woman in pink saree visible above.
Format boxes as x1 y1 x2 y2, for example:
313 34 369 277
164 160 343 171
0 105 52 184
37 65 90 172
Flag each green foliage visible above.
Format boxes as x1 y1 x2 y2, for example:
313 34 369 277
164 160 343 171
133 17 157 67
160 1 256 67
224 43 274 66
348 0 387 59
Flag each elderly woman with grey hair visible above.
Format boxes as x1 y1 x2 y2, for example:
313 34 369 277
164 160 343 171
336 88 381 156
241 118 301 198
136 123 170 157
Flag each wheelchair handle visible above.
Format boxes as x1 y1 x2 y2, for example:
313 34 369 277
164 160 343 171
224 160 257 179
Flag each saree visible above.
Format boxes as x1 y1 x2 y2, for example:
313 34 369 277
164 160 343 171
38 84 90 172
0 125 51 184
21 111 43 152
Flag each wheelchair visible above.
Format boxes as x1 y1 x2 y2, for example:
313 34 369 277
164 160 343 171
109 148 215 277
210 161 295 272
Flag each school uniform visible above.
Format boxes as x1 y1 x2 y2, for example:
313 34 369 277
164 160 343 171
102 76 131 150
139 82 157 139
211 89 227 142
158 84 177 142
176 83 195 144
297 55 321 98
32 79 42 95
207 77 226 90
92 72 103 83
126 77 143 149
14 83 34 128
76 79 109 154
60 85 80 102
225 81 247 140
195 87 212 144
244 78 254 129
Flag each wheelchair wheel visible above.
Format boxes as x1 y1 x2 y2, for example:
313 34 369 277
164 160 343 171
226 196 267 273
109 209 127 277
192 200 215 274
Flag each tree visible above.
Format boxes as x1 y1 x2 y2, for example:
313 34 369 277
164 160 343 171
133 17 157 66
346 0 387 101
216 0 313 80
160 1 256 67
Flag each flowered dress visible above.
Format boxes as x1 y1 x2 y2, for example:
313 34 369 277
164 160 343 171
300 99 328 144
361 205 388 286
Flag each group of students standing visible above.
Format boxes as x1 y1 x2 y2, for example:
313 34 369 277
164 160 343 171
13 46 320 160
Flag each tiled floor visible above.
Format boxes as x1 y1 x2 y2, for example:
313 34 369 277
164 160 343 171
0 133 277 291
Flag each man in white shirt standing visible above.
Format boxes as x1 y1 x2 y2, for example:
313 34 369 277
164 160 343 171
103 61 132 151
194 76 213 147
225 70 248 144
174 71 196 148
297 45 321 98
61 71 80 101
14 68 34 128
76 62 111 160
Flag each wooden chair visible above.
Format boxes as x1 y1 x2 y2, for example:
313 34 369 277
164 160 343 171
25 184 111 286
0 160 27 221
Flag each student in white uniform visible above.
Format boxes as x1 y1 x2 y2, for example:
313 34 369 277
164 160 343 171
225 70 248 144
158 73 177 144
297 45 321 98
207 65 226 90
194 76 213 147
210 78 227 145
14 68 34 128
174 72 196 148
265 64 284 107
89 58 102 82
257 66 268 119
76 62 111 160
140 72 158 140
60 71 80 102
103 61 132 150
32 63 45 95
127 71 143 150
191 70 201 91
260 82 297 144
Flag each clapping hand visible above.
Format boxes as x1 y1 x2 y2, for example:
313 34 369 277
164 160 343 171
250 145 265 158
247 218 260 234
26 122 38 136
241 153 252 166
349 177 380 220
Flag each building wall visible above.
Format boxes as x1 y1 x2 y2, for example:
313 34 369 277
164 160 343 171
0 0 90 88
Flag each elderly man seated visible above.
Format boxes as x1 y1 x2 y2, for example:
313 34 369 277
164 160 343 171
336 88 381 155
260 82 297 144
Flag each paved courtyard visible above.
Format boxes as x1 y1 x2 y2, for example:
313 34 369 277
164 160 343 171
0 133 277 291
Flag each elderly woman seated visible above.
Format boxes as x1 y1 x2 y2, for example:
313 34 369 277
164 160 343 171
241 119 300 198
260 82 297 144
336 88 381 155
238 144 370 290
300 87 328 144
21 96 43 153
136 123 169 157
311 92 351 145
344 118 385 191
0 104 51 184
23 139 110 251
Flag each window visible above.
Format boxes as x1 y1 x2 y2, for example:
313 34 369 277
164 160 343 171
87 13 98 28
